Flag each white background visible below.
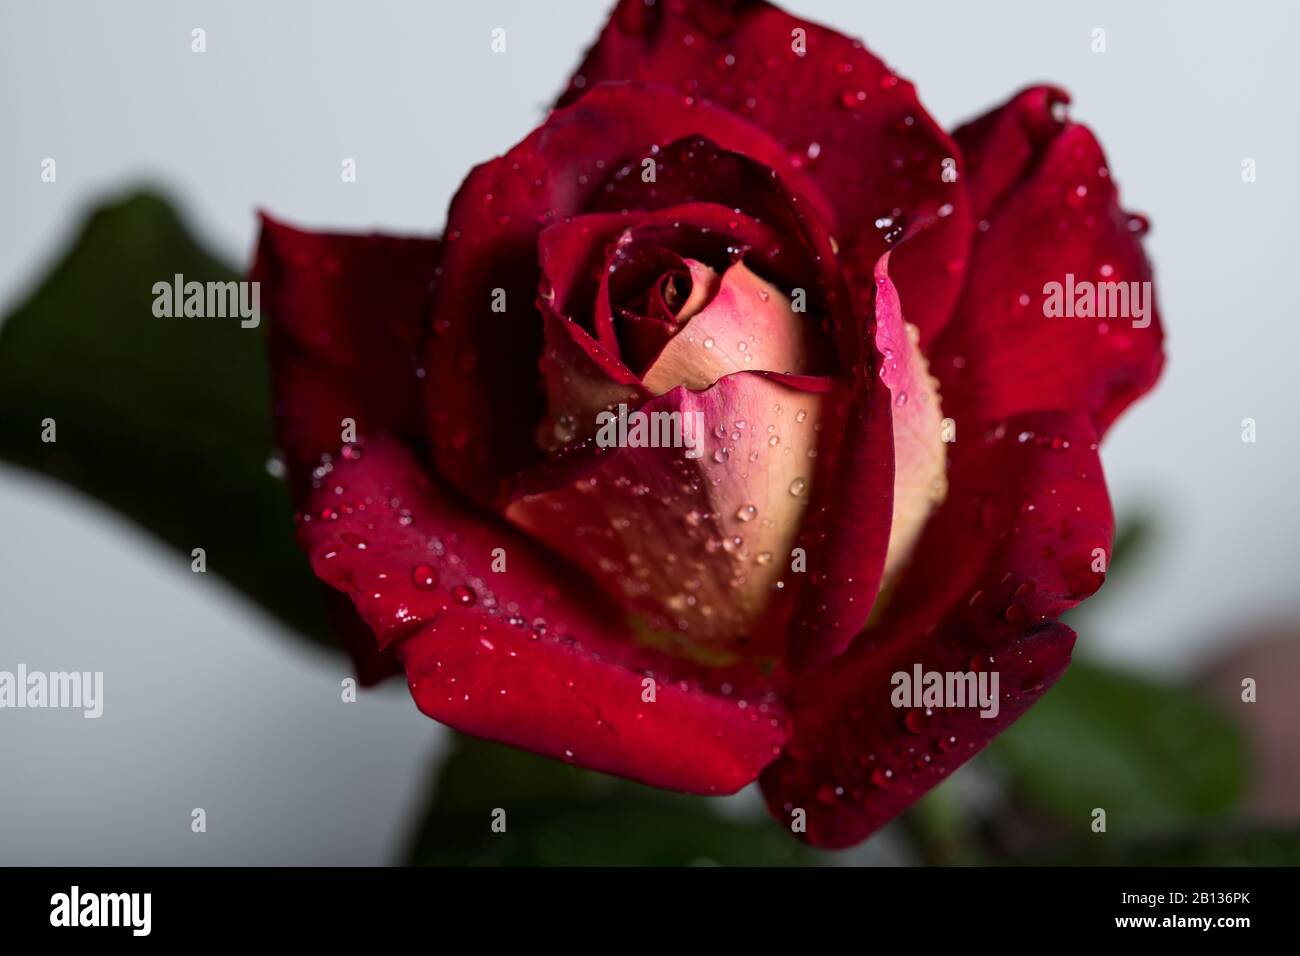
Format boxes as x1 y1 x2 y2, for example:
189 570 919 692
2 0 1297 863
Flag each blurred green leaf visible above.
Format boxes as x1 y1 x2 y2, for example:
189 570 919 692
1107 511 1156 584
0 191 332 647
898 782 976 866
406 734 829 866
988 660 1248 829
1004 827 1300 866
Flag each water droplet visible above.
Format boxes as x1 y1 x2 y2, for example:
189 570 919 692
904 708 932 733
788 477 807 496
412 565 439 590
451 585 477 607
839 88 868 109
735 504 757 522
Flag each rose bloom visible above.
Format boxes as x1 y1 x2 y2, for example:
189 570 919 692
253 0 1163 847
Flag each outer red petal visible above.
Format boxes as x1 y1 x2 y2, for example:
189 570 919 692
252 214 440 483
425 83 821 506
933 92 1165 435
298 438 785 794
951 85 1072 222
560 0 973 347
761 412 1113 848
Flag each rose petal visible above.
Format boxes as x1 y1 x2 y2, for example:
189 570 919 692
299 438 786 794
783 245 949 674
872 252 947 582
252 214 440 483
535 306 646 451
588 133 835 249
506 372 832 661
323 590 403 686
538 210 638 344
761 412 1113 848
560 0 973 346
952 85 1072 221
934 99 1165 435
782 344 894 673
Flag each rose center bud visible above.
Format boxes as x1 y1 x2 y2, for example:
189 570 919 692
511 247 830 663
635 258 815 393
615 258 721 375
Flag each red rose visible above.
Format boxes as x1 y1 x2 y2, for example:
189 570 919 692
253 0 1163 847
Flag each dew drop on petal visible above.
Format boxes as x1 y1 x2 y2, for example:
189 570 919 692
412 565 439 590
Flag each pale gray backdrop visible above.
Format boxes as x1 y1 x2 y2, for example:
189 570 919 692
2 0 1297 864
